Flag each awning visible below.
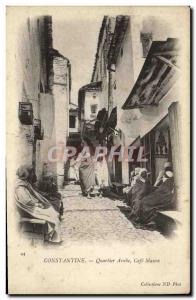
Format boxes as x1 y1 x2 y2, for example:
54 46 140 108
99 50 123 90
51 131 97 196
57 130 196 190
122 38 180 110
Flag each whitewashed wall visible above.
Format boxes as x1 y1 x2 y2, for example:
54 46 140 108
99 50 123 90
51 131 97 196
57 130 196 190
53 56 70 188
11 18 43 175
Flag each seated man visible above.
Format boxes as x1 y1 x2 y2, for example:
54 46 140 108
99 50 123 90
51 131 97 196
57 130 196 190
23 165 64 217
127 168 152 208
123 167 141 204
37 174 64 217
154 161 172 187
15 165 62 243
130 167 175 226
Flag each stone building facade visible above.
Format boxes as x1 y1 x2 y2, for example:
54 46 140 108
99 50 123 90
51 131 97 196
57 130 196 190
53 50 71 188
12 16 71 188
78 81 102 142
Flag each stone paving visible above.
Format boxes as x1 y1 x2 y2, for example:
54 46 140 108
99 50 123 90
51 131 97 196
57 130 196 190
58 184 165 247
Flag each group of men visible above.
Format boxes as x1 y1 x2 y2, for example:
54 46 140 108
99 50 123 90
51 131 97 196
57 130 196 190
123 162 175 227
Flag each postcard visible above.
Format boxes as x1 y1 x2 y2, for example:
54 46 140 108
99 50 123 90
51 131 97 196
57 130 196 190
6 6 190 294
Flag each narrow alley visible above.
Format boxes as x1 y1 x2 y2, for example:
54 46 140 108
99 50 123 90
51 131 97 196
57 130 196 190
59 184 165 246
13 14 181 248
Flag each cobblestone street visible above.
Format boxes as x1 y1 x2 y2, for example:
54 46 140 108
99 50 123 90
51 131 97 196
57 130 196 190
59 184 165 247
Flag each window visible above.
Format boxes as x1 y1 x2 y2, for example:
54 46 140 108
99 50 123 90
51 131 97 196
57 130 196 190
91 104 97 114
120 47 123 57
69 115 76 128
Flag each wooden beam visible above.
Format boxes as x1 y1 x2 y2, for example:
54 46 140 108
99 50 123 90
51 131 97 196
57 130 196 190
152 50 179 56
156 55 181 72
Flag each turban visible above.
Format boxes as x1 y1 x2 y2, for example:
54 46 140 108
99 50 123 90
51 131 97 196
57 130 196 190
16 164 33 180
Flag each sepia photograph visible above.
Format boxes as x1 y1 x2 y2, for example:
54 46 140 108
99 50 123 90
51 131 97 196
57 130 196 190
6 5 190 295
